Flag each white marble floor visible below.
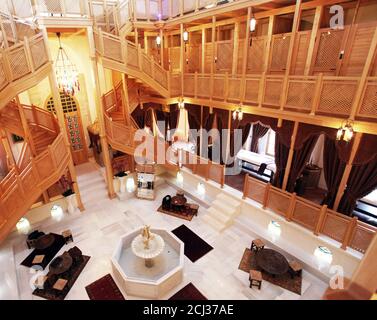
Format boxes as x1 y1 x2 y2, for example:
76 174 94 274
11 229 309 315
0 161 327 300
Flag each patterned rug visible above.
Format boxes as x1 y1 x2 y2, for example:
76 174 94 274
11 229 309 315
32 255 90 300
21 233 66 269
172 224 213 263
169 283 207 300
85 274 125 300
238 248 302 295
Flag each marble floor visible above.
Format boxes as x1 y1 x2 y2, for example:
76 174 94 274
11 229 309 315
0 161 327 300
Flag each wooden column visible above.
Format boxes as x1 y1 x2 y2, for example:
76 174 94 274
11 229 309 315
201 27 206 73
280 0 302 110
121 74 131 126
264 15 275 72
48 72 84 211
160 29 164 66
210 16 216 100
241 7 251 102
180 23 185 96
333 132 363 211
304 6 323 76
282 121 299 191
16 98 37 156
231 22 239 75
91 59 116 199
0 129 16 168
349 26 377 120
144 34 148 54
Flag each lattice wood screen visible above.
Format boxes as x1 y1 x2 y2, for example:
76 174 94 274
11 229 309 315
341 23 377 76
291 31 310 75
187 45 200 72
314 29 344 73
247 36 266 73
269 34 291 72
318 80 358 115
216 41 233 73
358 82 377 118
286 80 315 112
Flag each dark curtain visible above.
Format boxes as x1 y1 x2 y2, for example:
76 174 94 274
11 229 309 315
131 105 145 128
169 104 179 130
273 133 290 188
250 122 270 153
286 134 319 192
186 104 201 153
322 136 347 208
338 157 377 215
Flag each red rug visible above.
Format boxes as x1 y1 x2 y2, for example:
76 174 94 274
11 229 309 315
169 283 207 300
85 274 125 300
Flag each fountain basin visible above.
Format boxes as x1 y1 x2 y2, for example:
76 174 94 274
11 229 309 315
111 228 184 299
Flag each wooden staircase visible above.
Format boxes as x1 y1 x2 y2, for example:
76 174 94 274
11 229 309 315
201 192 242 232
0 102 70 243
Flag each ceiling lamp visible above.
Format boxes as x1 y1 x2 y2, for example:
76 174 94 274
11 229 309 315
336 120 354 143
232 107 243 121
54 32 80 96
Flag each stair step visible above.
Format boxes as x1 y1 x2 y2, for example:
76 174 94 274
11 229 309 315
207 207 232 226
201 214 226 232
212 199 237 218
216 193 241 208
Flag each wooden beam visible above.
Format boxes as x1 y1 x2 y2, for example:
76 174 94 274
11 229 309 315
282 121 299 191
201 27 206 73
350 26 377 119
232 22 239 75
241 7 251 102
304 6 323 76
121 74 131 125
180 23 184 96
264 15 275 72
333 132 362 211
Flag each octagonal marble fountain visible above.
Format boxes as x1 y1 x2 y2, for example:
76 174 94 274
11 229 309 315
111 227 184 299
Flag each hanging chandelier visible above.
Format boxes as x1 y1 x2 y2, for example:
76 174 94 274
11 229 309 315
54 32 80 96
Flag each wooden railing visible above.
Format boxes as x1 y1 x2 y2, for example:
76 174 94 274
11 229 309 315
0 132 70 242
94 28 170 97
243 174 377 254
35 0 90 17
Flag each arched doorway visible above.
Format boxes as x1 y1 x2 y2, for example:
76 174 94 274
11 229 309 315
46 92 88 165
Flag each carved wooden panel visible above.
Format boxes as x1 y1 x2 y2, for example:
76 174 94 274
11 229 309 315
267 189 290 217
216 41 233 73
285 80 315 112
291 31 310 75
358 81 377 119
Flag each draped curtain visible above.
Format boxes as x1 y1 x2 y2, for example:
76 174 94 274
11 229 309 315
286 134 319 193
273 133 290 188
337 134 377 215
322 136 347 207
250 122 270 153
338 158 377 215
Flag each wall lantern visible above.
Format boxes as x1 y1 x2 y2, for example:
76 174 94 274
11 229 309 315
314 246 333 270
197 182 206 199
50 205 64 221
232 107 243 121
16 217 31 234
126 176 136 193
268 220 281 242
336 120 354 143
156 35 161 47
183 30 189 43
176 171 184 187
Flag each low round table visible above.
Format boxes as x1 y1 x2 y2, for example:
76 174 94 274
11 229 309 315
131 233 165 268
49 253 73 275
171 195 187 211
35 234 55 250
256 249 289 276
